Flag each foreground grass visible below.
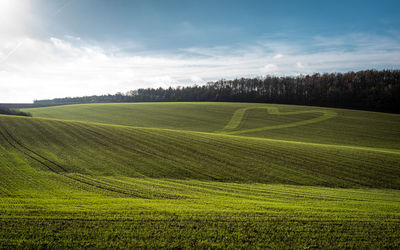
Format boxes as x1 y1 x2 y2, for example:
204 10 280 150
1 178 400 248
1 102 398 248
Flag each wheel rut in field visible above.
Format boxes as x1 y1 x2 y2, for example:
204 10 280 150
219 107 337 135
0 126 148 198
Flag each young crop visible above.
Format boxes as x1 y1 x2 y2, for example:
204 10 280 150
1 102 399 248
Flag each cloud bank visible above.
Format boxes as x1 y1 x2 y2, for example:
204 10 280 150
0 33 399 103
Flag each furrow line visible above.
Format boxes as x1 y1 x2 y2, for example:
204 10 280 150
0 126 146 198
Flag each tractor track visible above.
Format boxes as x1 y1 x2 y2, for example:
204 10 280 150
220 106 337 134
77 123 221 181
0 126 147 198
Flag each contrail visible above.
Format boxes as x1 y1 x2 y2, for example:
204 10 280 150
0 40 24 64
54 0 73 17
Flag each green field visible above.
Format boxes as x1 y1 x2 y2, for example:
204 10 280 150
0 102 399 248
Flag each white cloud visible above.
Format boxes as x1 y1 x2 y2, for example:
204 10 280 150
190 75 204 83
50 37 74 51
263 64 278 72
0 33 400 103
296 62 304 68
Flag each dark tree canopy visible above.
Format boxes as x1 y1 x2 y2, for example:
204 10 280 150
34 69 400 113
0 106 31 117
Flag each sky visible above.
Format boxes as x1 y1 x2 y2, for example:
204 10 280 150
0 0 399 103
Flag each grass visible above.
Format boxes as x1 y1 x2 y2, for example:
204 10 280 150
23 102 400 149
0 102 398 248
1 181 400 248
219 106 337 134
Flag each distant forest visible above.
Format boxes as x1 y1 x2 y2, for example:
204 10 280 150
0 106 31 117
35 69 400 113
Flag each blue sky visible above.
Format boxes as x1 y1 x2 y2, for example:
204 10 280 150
0 0 399 102
36 0 399 51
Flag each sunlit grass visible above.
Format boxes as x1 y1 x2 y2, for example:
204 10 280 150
0 102 399 248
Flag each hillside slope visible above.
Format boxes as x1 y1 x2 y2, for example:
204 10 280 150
1 115 399 192
2 105 400 248
23 102 400 150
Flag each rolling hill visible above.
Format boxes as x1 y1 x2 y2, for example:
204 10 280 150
23 102 400 149
0 102 399 248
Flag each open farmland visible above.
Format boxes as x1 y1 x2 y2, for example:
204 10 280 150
0 102 399 248
24 102 400 149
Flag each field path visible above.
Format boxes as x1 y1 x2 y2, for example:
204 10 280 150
220 106 337 135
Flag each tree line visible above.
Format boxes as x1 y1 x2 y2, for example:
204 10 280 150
0 106 31 117
34 69 400 113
